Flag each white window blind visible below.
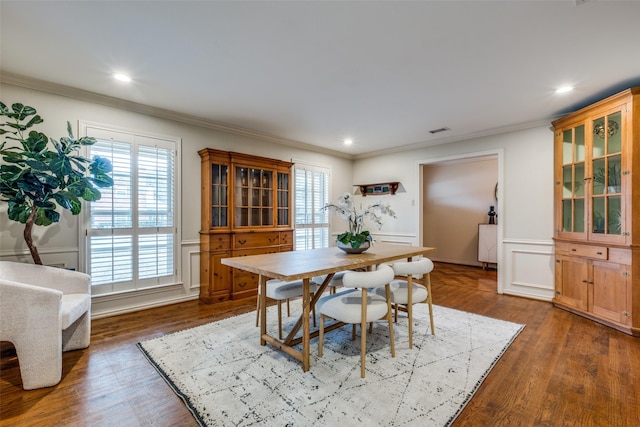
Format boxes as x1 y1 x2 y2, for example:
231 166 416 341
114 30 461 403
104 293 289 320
294 164 329 250
83 125 179 295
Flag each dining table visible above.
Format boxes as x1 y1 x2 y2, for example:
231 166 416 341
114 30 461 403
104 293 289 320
221 243 436 372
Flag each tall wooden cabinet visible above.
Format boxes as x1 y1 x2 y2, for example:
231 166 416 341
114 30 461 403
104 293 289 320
552 87 639 336
199 149 294 303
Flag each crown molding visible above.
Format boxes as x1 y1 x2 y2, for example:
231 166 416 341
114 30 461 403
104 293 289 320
353 117 558 160
0 72 354 160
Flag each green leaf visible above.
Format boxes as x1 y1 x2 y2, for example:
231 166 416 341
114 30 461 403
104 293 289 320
8 201 31 224
82 185 102 202
24 114 44 129
50 154 72 176
90 156 113 174
35 207 59 226
91 173 114 188
24 131 48 152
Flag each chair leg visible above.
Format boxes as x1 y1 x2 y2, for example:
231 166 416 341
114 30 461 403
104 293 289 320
318 314 325 357
385 284 396 358
352 324 356 341
426 273 435 335
286 298 291 317
407 301 414 349
360 288 368 378
255 294 260 327
277 300 283 340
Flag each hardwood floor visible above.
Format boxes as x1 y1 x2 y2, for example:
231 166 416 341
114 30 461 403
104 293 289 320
1 263 639 426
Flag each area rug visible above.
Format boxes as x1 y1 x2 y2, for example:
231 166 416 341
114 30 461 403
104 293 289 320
137 303 524 427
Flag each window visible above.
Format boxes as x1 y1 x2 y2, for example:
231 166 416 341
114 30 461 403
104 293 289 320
81 123 180 295
294 163 329 250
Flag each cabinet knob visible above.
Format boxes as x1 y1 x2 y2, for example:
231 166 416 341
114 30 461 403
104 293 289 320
239 239 247 245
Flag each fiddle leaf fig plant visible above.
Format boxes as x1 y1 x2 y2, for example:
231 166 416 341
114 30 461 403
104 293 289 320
0 102 114 265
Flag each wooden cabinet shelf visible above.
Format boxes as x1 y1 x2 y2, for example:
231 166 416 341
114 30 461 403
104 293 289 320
198 149 293 303
552 87 639 336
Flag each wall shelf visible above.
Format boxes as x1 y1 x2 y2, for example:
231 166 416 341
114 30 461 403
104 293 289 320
355 182 400 196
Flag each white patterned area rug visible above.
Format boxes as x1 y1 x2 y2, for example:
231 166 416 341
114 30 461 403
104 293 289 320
137 304 524 427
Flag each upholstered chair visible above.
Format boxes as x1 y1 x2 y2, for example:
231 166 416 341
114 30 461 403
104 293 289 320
377 258 435 348
0 261 91 390
317 264 396 378
256 279 317 340
311 270 350 294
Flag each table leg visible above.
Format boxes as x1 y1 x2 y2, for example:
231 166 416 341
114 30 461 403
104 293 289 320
302 277 311 371
260 275 267 346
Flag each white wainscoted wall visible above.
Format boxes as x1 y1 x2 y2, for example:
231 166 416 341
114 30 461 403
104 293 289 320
501 238 555 300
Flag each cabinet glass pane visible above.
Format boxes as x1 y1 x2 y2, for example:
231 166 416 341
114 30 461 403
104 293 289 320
607 111 622 154
261 171 272 188
593 158 605 195
562 166 572 198
574 163 584 197
236 208 248 226
608 196 622 235
608 155 621 193
562 200 571 232
574 125 585 162
262 189 271 207
574 199 584 233
593 117 605 157
593 197 605 234
562 130 572 164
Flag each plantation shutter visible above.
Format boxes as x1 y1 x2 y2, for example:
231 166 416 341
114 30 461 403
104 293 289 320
84 125 178 295
294 164 329 250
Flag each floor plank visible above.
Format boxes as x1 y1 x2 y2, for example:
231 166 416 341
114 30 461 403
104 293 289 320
1 263 639 426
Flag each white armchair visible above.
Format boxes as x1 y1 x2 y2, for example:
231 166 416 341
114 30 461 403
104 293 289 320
0 261 91 390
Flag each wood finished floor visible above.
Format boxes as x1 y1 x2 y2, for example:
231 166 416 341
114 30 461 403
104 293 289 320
1 263 639 426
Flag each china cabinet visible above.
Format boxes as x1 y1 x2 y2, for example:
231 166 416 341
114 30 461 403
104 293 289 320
199 149 293 303
552 87 639 336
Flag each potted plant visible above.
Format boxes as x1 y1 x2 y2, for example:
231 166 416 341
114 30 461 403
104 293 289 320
0 102 113 264
321 192 396 253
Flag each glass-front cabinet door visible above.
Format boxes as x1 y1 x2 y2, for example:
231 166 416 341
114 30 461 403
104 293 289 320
210 163 228 228
235 167 273 227
590 109 624 241
558 123 587 238
277 172 289 226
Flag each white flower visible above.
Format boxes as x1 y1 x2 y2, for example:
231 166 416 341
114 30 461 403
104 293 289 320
321 193 397 238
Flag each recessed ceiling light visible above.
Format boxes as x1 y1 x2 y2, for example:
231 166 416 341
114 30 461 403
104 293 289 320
555 86 574 94
343 138 353 145
113 73 132 82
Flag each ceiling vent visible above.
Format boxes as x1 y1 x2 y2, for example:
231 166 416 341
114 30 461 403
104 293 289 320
429 127 450 134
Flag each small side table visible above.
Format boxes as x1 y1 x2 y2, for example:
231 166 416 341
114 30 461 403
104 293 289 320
478 224 497 270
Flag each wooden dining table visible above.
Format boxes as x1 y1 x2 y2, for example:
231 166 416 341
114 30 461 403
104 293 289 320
221 243 436 371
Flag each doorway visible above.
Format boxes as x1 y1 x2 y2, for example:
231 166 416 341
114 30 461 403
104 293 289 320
417 149 503 293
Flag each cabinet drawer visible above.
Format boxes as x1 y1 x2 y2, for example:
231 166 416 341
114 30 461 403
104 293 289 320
555 242 608 260
280 230 294 246
233 269 258 293
233 232 280 249
208 234 231 251
231 247 280 258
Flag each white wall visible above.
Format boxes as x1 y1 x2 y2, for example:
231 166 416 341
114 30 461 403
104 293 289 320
0 83 354 316
352 127 556 300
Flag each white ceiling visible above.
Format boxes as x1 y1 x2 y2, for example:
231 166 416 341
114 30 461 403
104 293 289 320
2 1 640 158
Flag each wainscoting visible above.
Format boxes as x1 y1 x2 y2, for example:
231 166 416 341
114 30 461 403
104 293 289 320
501 238 555 301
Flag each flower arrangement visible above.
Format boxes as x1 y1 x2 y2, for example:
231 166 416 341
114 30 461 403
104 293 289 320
321 192 397 248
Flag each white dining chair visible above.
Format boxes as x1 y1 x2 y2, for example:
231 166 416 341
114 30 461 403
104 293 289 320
317 264 396 378
312 270 351 295
256 279 317 340
377 258 435 348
